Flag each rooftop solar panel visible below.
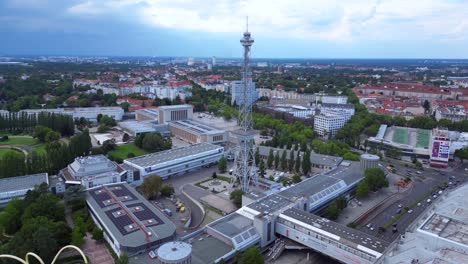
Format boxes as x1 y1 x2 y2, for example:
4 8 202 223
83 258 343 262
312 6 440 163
105 208 139 236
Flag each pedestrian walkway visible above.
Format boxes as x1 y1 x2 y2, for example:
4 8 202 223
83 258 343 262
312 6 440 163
82 233 114 264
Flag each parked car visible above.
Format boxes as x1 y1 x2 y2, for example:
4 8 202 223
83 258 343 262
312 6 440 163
408 209 413 214
148 250 157 259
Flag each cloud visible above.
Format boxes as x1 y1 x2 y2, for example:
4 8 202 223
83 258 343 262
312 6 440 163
1 0 468 57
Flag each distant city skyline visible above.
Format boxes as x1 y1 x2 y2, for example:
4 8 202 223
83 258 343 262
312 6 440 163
1 0 468 58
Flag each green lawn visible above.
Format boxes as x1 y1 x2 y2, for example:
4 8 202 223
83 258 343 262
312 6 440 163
34 144 47 156
0 136 38 146
393 127 409 145
108 143 147 160
0 148 25 158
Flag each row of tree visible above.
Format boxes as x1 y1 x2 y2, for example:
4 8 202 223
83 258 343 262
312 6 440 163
261 148 312 175
0 112 74 136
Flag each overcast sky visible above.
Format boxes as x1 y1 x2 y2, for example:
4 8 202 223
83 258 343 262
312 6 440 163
1 0 468 58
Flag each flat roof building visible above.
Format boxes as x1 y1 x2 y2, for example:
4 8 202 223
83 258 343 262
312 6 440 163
86 183 176 256
384 182 468 263
0 173 48 205
169 119 227 145
136 108 158 121
19 107 124 121
182 161 374 264
123 143 224 183
158 105 193 124
119 121 170 137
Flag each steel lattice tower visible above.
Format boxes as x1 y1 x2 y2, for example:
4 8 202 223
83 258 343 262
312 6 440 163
233 18 258 192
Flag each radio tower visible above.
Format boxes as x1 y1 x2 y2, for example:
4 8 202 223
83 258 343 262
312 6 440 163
233 17 257 192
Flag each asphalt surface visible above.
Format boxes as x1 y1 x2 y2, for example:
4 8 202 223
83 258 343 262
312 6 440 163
358 160 468 242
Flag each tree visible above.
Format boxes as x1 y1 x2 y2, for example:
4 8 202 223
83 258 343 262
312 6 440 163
140 132 172 152
423 100 431 114
302 150 311 175
324 201 339 220
280 150 287 171
122 133 130 142
336 195 347 210
33 125 53 142
267 149 274 169
92 226 104 242
356 181 369 198
364 168 388 191
455 148 468 163
117 253 129 264
139 175 162 199
99 115 117 127
160 184 175 197
71 226 84 247
259 159 266 178
292 174 302 183
239 246 264 264
218 156 227 173
45 131 60 142
274 151 280 169
288 150 295 172
230 189 244 208
415 161 423 169
295 151 301 173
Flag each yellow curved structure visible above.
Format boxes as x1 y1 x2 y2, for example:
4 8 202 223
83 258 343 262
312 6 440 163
0 245 88 264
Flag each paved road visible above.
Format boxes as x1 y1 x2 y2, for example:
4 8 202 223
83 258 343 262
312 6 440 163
359 161 468 242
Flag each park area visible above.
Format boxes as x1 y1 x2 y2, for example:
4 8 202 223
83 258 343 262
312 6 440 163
108 143 147 160
393 127 409 145
0 135 46 156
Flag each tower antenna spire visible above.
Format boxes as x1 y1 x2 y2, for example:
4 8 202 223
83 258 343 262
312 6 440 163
233 18 257 192
246 16 249 32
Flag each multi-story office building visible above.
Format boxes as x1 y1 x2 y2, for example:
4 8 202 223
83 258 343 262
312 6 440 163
158 104 193 124
320 103 355 121
314 114 346 138
231 80 258 106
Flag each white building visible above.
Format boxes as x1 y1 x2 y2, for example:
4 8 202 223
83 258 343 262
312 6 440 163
320 103 355 121
321 96 348 104
19 107 124 122
314 114 346 138
123 143 224 183
0 173 49 205
231 80 258 106
187 57 195 66
158 104 193 124
60 155 126 189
